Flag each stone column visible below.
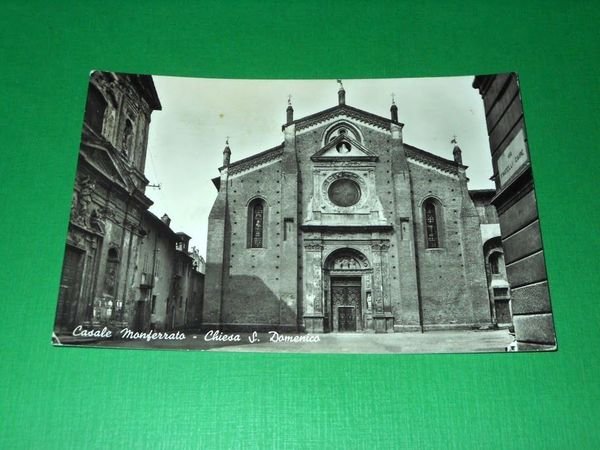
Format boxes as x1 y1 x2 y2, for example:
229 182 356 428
303 243 324 332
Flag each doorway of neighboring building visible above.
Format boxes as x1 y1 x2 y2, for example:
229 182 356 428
56 245 85 331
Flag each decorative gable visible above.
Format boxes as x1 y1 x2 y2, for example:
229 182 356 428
311 134 378 162
288 104 400 133
80 130 130 190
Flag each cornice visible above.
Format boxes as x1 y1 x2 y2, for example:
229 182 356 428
223 145 284 176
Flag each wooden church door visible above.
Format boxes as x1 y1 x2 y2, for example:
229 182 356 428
331 277 361 332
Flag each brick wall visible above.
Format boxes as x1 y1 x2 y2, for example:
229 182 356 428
409 162 491 327
220 161 295 328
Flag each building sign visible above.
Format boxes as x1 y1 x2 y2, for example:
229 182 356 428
497 128 529 187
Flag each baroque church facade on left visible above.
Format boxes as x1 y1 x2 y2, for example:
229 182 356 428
203 83 511 334
54 71 204 338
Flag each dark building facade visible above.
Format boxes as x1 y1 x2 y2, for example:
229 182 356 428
473 73 556 350
203 86 497 333
54 72 203 336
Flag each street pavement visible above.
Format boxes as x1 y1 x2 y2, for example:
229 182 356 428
65 328 515 354
206 329 514 354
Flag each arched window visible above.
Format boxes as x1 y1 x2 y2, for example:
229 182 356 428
423 199 440 248
248 199 267 248
121 118 134 156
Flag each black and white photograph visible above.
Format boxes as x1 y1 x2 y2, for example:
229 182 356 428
52 72 557 353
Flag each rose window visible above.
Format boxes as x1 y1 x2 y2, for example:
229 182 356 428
328 178 361 207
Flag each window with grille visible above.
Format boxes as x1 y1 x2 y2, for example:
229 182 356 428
248 199 266 248
424 200 440 248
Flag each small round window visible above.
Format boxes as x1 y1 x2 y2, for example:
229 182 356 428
328 178 361 207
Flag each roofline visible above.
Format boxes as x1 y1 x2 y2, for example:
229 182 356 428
469 188 497 201
134 74 161 110
404 143 465 169
282 103 403 131
469 188 496 195
143 209 179 238
145 213 197 245
112 72 161 110
215 140 463 182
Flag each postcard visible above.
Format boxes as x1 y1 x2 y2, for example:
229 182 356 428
51 72 556 353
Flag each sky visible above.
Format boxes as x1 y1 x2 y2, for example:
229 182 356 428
144 76 494 258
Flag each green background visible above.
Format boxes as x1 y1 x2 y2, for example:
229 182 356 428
1 1 598 448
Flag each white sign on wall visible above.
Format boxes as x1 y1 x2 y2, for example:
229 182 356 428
497 128 530 187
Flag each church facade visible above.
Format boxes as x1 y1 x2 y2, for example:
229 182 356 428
203 86 493 333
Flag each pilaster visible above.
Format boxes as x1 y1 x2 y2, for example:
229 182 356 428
371 240 394 333
280 124 300 329
457 166 492 324
202 167 230 328
303 243 325 332
390 123 421 330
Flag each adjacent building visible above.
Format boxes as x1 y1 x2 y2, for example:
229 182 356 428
135 212 204 331
473 73 556 350
54 71 203 336
470 189 512 327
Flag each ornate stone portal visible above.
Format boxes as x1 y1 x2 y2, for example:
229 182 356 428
303 246 393 333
